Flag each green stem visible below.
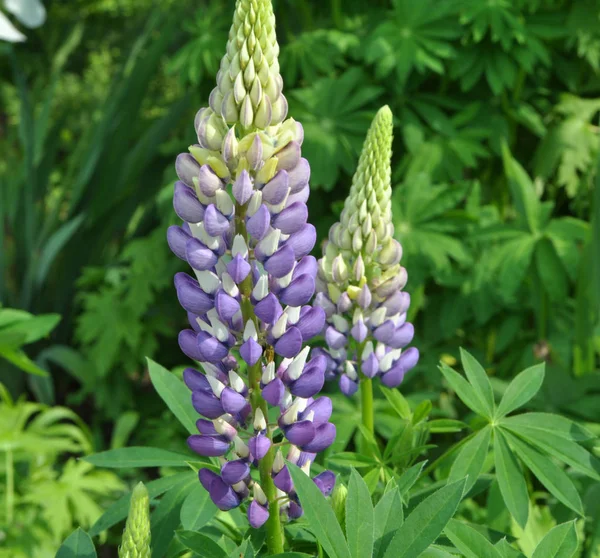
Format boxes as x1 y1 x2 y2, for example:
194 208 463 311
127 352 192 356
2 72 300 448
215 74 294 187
6 450 14 525
356 342 374 436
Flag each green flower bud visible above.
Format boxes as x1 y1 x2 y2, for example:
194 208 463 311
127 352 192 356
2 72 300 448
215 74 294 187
331 483 348 529
119 482 151 558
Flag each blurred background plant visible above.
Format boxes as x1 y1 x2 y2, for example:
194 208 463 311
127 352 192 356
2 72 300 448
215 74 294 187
1 0 599 555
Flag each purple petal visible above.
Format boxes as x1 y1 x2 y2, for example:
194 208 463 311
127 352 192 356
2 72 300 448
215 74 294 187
262 170 289 205
350 319 368 343
339 375 359 397
248 500 269 528
174 181 205 222
174 273 214 315
179 329 203 361
288 158 310 194
186 237 218 270
192 390 224 419
337 292 352 313
176 153 200 187
221 387 248 415
382 291 411 315
286 224 316 259
204 204 230 236
300 397 332 424
247 205 271 241
388 322 415 349
285 420 316 446
209 477 242 511
276 141 301 171
272 201 308 234
221 459 250 485
248 433 271 461
274 326 303 358
293 255 318 279
296 306 326 341
197 331 229 363
167 225 190 261
288 501 303 519
183 368 211 392
287 185 309 206
199 468 220 492
358 285 372 309
279 275 315 307
240 337 263 366
325 326 346 350
233 169 253 205
196 419 218 436
290 365 325 398
197 164 222 197
381 347 419 387
362 353 379 379
264 244 296 278
313 470 336 496
301 423 336 452
374 320 395 344
227 254 252 284
261 378 285 406
254 293 283 325
247 134 263 170
273 466 294 493
215 290 241 321
187 435 230 456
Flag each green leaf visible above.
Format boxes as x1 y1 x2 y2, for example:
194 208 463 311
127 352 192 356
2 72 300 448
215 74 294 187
503 424 600 481
380 386 412 419
534 239 568 301
0 312 61 346
503 430 584 516
0 346 49 376
176 530 228 558
328 452 377 468
449 427 491 493
373 488 403 558
56 528 97 558
397 461 427 502
147 358 197 435
500 413 595 442
288 462 351 558
444 519 502 558
531 521 578 558
496 364 545 418
494 429 529 528
346 469 374 558
180 483 218 531
439 362 489 417
89 472 195 536
269 554 314 558
84 447 192 468
383 478 466 558
460 349 495 418
495 539 526 558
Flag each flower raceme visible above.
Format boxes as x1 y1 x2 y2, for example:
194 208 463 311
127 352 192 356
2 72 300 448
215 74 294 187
166 0 335 529
316 106 419 396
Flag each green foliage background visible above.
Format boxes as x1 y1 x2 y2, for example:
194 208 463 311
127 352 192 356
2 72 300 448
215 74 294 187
1 0 600 556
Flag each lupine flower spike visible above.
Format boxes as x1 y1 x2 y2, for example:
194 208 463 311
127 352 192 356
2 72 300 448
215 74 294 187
119 482 151 558
315 106 419 400
167 0 336 550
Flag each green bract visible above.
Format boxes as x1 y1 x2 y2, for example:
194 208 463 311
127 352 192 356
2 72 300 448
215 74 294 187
118 482 151 558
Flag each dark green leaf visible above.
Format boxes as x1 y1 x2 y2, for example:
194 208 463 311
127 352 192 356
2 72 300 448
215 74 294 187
397 461 427 502
373 488 403 558
460 349 495 418
346 469 374 558
176 530 228 558
496 364 545 418
439 362 489 417
444 519 502 558
180 483 218 531
500 413 595 442
531 521 578 558
56 528 97 558
449 427 491 493
328 452 377 469
84 447 192 468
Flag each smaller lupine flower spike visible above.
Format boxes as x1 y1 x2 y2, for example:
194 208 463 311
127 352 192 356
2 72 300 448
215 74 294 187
167 0 336 536
316 105 419 393
119 482 151 558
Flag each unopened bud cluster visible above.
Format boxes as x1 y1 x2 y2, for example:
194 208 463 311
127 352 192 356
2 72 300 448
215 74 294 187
315 106 419 395
167 0 335 527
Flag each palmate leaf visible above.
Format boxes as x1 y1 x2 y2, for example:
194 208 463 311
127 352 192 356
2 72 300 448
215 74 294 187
459 349 495 417
444 519 502 558
495 364 545 418
448 426 491 493
373 487 404 558
84 447 193 469
439 362 490 418
531 521 578 558
180 483 218 531
56 528 97 558
346 470 375 558
289 69 382 189
365 0 460 88
458 0 524 48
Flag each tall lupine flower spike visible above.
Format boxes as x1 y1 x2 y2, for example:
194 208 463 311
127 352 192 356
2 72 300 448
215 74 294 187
167 0 335 551
315 106 419 399
119 482 151 558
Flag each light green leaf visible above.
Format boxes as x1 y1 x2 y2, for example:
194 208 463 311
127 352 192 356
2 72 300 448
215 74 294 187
444 519 502 558
460 349 495 418
176 530 228 558
449 427 491 493
380 386 412 419
147 358 197 435
0 346 49 376
503 430 584 516
346 469 374 558
288 462 351 558
373 488 403 558
180 483 218 531
494 430 529 528
84 447 192 468
496 364 545 418
56 528 97 558
531 521 578 558
439 362 489 417
383 478 466 558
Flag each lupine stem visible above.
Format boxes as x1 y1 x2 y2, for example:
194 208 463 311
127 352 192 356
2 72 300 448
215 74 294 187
356 341 374 436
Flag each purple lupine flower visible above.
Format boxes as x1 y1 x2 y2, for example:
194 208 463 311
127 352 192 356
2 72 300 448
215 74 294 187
167 0 335 525
316 106 419 394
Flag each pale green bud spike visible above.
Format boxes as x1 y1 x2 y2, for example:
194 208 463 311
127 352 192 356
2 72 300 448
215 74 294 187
340 105 393 241
119 482 151 558
209 0 287 130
